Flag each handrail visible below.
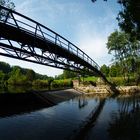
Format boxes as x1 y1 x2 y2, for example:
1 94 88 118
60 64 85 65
0 5 100 70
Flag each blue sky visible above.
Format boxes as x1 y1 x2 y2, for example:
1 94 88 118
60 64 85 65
0 0 120 76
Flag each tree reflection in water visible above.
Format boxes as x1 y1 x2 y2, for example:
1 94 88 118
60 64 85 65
108 95 140 140
72 97 106 140
78 95 88 109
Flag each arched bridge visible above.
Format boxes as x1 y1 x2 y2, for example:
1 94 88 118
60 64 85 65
0 6 109 83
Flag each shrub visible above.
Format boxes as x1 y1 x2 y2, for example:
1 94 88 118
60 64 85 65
32 80 49 87
51 80 73 88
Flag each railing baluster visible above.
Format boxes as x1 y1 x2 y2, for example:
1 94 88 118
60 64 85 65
55 34 57 45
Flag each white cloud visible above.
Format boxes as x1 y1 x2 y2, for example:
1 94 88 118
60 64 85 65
77 35 113 66
75 12 117 66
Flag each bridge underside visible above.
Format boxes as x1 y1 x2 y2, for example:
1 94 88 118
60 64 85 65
0 6 105 78
0 42 95 76
0 24 100 76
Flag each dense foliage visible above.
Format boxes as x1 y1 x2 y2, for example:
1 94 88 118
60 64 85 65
0 0 15 8
0 61 51 84
0 0 15 20
0 61 74 88
106 30 140 84
55 70 77 80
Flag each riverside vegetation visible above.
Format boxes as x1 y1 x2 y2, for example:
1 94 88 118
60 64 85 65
0 61 73 90
0 60 139 94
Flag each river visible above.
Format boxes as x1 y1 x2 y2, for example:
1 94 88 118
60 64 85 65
0 86 140 140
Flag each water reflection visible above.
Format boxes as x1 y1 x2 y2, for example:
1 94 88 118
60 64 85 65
0 93 99 140
71 97 106 140
0 85 55 118
108 95 140 140
1 85 140 140
78 95 88 109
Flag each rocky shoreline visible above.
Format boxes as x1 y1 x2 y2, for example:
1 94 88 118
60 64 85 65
33 85 140 106
74 85 140 95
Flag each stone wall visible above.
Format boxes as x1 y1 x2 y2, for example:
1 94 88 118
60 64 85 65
74 84 140 95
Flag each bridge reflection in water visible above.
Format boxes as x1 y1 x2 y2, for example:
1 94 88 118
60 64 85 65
0 85 140 140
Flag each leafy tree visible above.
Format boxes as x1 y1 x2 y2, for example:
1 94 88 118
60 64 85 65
114 62 122 77
0 70 5 83
35 73 49 80
63 70 77 79
107 30 140 82
109 65 117 77
0 61 11 73
56 70 77 79
0 0 15 20
0 0 15 8
107 31 129 58
100 64 109 77
26 69 35 81
8 67 27 85
117 0 140 40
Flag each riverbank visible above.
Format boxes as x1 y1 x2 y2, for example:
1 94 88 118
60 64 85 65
35 85 140 105
74 85 140 95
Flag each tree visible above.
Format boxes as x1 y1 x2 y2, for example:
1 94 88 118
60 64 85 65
8 67 27 85
100 64 109 77
0 70 5 83
107 31 130 62
0 0 15 7
107 30 140 82
0 0 15 20
109 65 117 77
26 69 35 81
91 0 140 40
56 70 77 79
63 70 77 79
117 0 140 40
0 61 11 73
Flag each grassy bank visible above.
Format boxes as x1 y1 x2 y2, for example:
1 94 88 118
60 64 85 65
79 76 138 86
32 79 73 89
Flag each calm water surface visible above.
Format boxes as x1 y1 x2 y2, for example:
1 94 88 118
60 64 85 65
0 87 140 140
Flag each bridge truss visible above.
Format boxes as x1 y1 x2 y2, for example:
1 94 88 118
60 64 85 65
0 6 102 76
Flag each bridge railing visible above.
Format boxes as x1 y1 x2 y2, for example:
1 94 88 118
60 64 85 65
0 6 100 70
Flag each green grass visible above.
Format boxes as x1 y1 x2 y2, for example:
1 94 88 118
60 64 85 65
82 76 98 82
81 76 136 86
51 79 73 88
108 76 136 86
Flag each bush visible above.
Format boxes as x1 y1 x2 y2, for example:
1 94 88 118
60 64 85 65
51 80 73 88
108 77 136 86
108 77 125 86
83 76 98 82
32 80 49 87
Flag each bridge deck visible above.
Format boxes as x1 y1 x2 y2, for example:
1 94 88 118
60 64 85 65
0 5 107 78
0 22 100 73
